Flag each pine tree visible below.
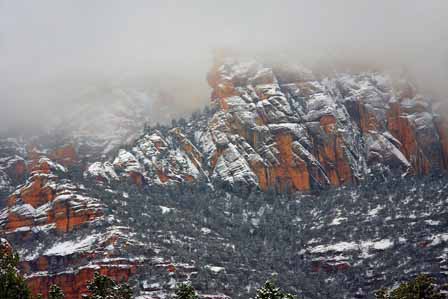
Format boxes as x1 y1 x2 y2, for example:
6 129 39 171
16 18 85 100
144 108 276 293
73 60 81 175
254 280 295 299
376 274 446 299
0 240 31 299
173 283 198 299
82 272 132 299
48 284 65 299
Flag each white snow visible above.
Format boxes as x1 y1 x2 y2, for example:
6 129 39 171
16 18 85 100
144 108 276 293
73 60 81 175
427 233 448 247
330 217 347 225
85 161 118 182
212 143 258 187
159 206 173 214
368 205 384 217
425 219 441 226
44 235 98 256
205 265 225 273
309 239 393 254
310 241 358 253
113 149 143 173
200 228 212 235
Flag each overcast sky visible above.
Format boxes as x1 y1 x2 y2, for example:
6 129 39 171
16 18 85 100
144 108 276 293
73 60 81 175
1 0 447 130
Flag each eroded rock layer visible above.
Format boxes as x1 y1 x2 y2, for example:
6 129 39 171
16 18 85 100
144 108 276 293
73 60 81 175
94 58 448 193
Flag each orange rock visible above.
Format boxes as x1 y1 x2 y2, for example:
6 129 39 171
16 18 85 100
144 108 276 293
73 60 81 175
156 169 170 183
6 174 55 208
207 57 238 110
228 117 264 148
170 128 203 168
267 133 310 192
26 264 137 299
249 159 268 191
314 122 353 187
387 102 431 175
207 49 233 89
6 212 34 231
12 175 55 208
210 147 225 171
334 136 353 184
320 115 337 134
49 200 103 233
357 102 381 133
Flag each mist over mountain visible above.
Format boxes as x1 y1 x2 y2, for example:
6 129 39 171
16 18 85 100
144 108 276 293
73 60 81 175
1 0 447 133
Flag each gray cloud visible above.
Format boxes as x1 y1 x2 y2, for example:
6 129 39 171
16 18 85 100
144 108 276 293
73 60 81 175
1 0 447 131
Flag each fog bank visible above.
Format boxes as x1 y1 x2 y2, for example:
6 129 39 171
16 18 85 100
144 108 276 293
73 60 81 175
1 0 447 131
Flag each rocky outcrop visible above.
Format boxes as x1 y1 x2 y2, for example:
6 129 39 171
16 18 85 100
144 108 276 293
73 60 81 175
83 161 117 184
19 227 141 298
0 158 103 235
209 59 448 190
88 130 205 188
26 263 137 299
99 57 447 192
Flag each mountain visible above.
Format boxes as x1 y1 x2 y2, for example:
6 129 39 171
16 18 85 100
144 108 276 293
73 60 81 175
90 55 448 192
1 55 448 299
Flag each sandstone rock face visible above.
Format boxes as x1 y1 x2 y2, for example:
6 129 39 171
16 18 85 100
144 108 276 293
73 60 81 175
26 263 136 299
0 155 109 297
99 58 447 192
21 227 141 298
1 158 103 235
0 153 140 298
202 58 448 191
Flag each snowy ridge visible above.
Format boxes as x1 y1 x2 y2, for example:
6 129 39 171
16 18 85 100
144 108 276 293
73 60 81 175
86 57 448 193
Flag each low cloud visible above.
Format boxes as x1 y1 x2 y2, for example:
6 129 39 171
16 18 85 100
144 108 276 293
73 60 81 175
1 0 447 131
